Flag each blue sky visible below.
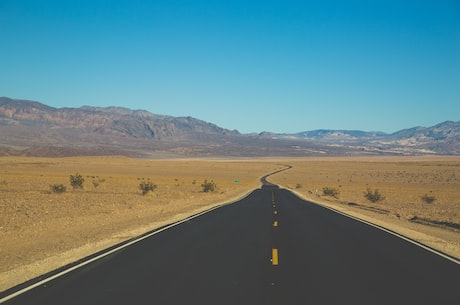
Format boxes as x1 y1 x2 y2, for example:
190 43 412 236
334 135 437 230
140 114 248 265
1 0 459 134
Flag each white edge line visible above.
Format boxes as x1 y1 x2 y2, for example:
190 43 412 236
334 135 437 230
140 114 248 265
0 190 255 304
286 188 460 266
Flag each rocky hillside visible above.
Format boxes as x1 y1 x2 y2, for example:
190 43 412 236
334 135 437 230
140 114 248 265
0 97 458 156
255 121 460 155
0 97 238 140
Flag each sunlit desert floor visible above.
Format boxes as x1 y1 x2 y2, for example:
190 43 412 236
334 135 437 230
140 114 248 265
1 156 459 291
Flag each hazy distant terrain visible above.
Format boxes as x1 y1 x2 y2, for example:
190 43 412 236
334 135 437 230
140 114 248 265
1 97 459 157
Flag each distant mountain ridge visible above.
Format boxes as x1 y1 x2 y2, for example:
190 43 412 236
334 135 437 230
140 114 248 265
0 97 238 140
266 122 459 144
0 97 459 157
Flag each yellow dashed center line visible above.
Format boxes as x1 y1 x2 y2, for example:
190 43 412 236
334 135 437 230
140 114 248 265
272 248 279 265
271 191 279 266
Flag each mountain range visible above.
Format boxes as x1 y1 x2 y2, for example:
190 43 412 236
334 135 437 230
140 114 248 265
1 97 459 157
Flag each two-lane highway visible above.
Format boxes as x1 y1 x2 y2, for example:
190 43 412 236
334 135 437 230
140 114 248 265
269 188 459 304
2 185 459 304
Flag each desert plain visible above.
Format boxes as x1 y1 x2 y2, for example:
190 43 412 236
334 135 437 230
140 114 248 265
1 156 459 291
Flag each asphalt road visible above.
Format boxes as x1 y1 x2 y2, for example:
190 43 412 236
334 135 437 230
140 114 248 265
2 185 459 304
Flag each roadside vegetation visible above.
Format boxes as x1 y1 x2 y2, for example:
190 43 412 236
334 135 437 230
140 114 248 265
363 188 385 203
70 173 85 190
201 179 217 193
50 184 67 194
421 194 436 204
139 178 157 195
322 186 339 198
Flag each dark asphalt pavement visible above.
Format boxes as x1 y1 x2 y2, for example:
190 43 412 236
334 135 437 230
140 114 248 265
2 185 459 304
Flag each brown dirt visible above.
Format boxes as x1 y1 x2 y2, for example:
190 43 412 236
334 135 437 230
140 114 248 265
1 156 459 292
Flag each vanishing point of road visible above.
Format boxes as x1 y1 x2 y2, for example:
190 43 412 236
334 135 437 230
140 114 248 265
1 177 459 304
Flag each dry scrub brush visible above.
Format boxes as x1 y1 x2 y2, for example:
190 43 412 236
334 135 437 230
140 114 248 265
421 194 436 204
69 173 85 190
322 186 340 198
201 179 217 193
364 188 385 203
139 178 157 195
50 184 66 194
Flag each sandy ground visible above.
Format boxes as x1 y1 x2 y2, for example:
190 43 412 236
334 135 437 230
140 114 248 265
1 156 459 292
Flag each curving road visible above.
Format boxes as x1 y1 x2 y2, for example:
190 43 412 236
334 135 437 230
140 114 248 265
2 184 459 304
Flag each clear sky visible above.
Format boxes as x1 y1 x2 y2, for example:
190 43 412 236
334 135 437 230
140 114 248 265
1 0 459 134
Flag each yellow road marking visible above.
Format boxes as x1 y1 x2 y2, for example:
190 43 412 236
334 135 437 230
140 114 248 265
273 221 278 227
272 248 279 265
274 210 278 215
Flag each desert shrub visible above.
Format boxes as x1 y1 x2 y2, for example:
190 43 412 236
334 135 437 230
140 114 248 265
70 173 85 189
364 188 385 203
139 179 157 195
296 183 302 189
421 194 436 204
92 180 100 188
0 180 7 186
50 184 66 193
201 179 216 193
322 186 339 198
